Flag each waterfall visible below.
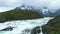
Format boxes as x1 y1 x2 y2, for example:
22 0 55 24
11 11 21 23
0 17 53 34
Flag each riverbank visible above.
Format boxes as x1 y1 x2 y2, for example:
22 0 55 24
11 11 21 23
42 15 60 34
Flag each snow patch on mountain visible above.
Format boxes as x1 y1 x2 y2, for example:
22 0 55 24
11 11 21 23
16 5 58 16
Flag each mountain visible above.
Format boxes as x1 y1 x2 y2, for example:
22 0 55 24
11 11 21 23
42 8 52 17
0 8 43 23
41 7 57 17
54 9 60 16
42 15 60 34
41 7 60 17
16 5 60 17
43 9 60 17
15 4 37 10
15 5 44 16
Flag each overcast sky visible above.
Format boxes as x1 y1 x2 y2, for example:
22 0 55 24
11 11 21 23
0 0 60 12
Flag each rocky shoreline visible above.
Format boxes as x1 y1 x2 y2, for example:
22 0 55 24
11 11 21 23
42 15 60 34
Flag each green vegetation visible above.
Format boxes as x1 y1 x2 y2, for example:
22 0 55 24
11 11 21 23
0 9 43 23
42 15 60 34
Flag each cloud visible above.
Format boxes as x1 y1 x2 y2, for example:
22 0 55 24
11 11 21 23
0 0 22 12
22 0 60 10
47 0 60 10
0 0 22 7
22 0 51 8
0 0 60 12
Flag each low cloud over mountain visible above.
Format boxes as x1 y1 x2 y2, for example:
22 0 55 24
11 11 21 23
0 0 60 12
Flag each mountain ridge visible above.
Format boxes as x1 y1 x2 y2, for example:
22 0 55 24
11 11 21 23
15 4 60 17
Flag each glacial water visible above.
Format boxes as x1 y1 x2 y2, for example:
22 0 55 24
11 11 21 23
0 17 53 34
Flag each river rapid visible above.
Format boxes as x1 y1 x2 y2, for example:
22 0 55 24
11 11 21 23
0 17 53 34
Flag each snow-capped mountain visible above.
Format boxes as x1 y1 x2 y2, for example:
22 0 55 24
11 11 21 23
38 7 60 17
15 4 37 10
15 4 60 17
42 8 60 16
41 7 56 17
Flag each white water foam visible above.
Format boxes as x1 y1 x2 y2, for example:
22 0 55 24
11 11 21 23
0 17 53 34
